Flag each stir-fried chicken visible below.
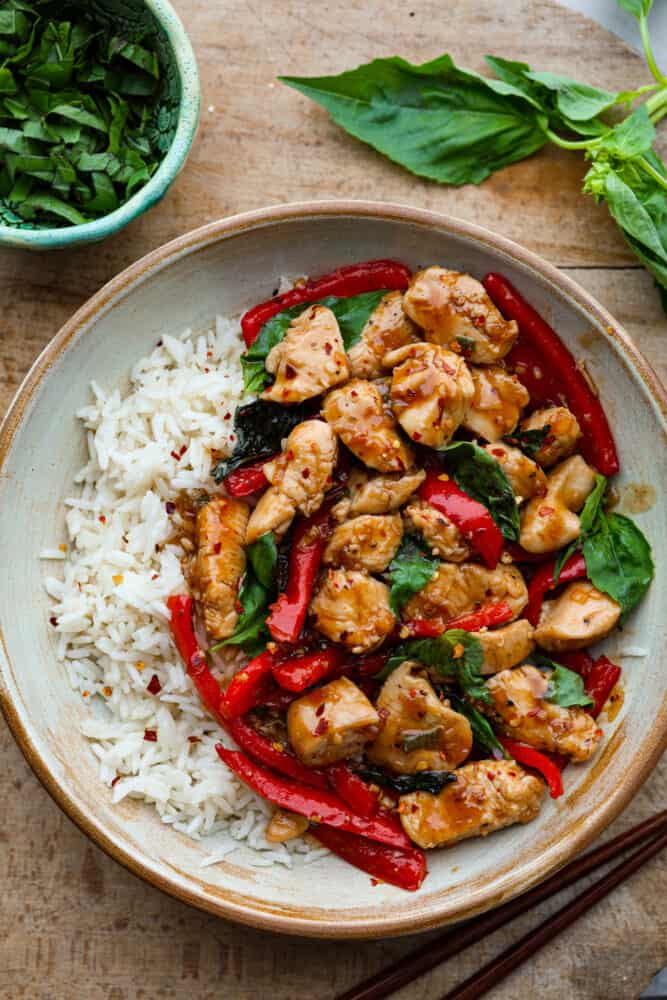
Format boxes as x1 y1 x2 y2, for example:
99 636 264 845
534 581 621 653
383 342 474 448
520 455 597 554
309 569 396 653
191 497 249 639
399 760 544 849
403 563 528 624
287 677 380 767
483 442 547 503
332 468 426 520
246 420 337 545
462 366 530 443
323 513 403 573
323 379 413 473
520 406 582 468
483 665 602 761
474 620 536 674
368 662 472 774
402 267 519 364
263 304 349 404
403 499 470 562
347 291 420 379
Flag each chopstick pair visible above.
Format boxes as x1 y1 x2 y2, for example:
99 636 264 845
337 810 667 1000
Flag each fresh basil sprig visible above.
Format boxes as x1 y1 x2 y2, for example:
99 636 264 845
378 630 489 703
386 535 439 616
442 440 520 542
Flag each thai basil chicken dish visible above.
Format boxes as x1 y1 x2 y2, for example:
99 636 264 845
48 259 654 891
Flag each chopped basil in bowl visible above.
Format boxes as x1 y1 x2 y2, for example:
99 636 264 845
0 0 199 249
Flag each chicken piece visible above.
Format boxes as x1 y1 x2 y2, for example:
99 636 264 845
192 497 249 639
368 662 472 774
534 581 621 653
403 563 528 624
403 267 519 364
474 620 536 675
483 442 547 504
332 468 426 520
483 665 602 761
323 513 403 573
519 455 596 554
309 569 396 653
462 367 530 443
403 499 470 562
245 420 337 545
520 406 582 468
265 810 310 844
347 291 420 379
384 342 474 448
263 304 350 404
287 676 380 767
399 760 544 849
323 379 413 473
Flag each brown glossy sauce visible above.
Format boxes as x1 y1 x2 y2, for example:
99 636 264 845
603 683 625 723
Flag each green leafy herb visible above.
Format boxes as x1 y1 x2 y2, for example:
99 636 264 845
241 289 389 393
387 535 439 616
280 5 667 308
0 2 168 228
379 630 489 702
583 511 654 620
533 653 594 708
211 400 313 482
214 568 271 657
247 532 277 590
401 726 444 753
553 473 607 582
504 424 551 459
442 440 520 542
448 693 506 756
357 764 456 796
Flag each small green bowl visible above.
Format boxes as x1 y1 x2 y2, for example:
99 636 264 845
0 0 200 250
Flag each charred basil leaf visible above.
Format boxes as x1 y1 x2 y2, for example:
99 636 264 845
448 693 507 756
357 765 456 796
378 629 489 702
241 289 389 393
504 424 551 459
212 400 312 482
442 440 520 542
401 725 444 753
387 534 439 616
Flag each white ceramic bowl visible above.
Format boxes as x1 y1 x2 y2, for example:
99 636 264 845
1 202 665 938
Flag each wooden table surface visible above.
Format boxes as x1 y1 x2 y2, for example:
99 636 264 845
1 2 666 998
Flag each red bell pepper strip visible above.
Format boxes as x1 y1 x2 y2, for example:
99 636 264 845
483 273 620 476
583 656 622 719
505 542 551 564
241 259 412 347
215 746 412 849
504 339 567 409
419 471 504 570
557 650 595 677
167 595 224 722
499 738 564 799
260 685 301 711
223 459 270 497
219 650 277 719
524 552 588 626
271 647 346 693
310 826 427 892
401 602 514 640
225 716 329 789
266 507 331 643
327 763 379 817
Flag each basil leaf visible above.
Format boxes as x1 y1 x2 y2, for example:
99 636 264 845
535 660 593 710
504 424 551 459
524 70 620 122
583 511 654 620
448 693 506 756
593 105 655 161
281 54 548 186
553 473 607 584
442 440 520 542
379 629 489 702
211 399 313 482
387 535 439 616
401 726 444 753
247 532 277 590
603 170 667 261
357 765 456 796
241 289 388 393
217 568 270 656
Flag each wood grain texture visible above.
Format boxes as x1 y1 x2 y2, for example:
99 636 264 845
0 1 665 998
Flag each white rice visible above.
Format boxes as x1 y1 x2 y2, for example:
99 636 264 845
42 314 319 868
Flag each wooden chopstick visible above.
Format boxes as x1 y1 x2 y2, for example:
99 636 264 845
337 810 667 1000
442 827 667 1000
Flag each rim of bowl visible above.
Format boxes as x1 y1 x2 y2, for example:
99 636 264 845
1 200 666 938
0 0 200 250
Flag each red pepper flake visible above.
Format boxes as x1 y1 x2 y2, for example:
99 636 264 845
151 573 159 580
144 729 158 742
103 686 112 698
214 541 222 554
314 717 329 736
301 468 311 479
487 771 496 781
111 775 121 788
98 514 107 524
147 674 162 695
224 412 232 420
207 350 213 358
539 506 555 517
370 878 380 886
413 431 422 441
285 364 297 379
324 342 332 355
165 501 176 514
474 315 485 327
188 736 201 744
315 703 325 717
170 450 181 461
179 444 187 456
491 448 505 458
49 616 58 627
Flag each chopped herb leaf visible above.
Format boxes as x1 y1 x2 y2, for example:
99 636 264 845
357 764 456 796
387 534 439 616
